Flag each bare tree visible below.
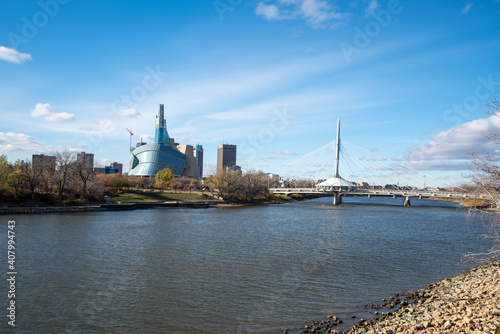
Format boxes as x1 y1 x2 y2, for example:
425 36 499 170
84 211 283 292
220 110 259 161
54 149 76 201
465 95 500 262
206 170 269 202
18 162 44 200
74 159 95 199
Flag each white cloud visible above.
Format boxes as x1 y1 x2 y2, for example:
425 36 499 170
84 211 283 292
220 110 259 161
300 0 344 28
364 0 379 17
30 103 75 122
140 135 154 143
262 155 286 160
462 2 473 14
256 2 282 20
273 150 299 155
406 115 500 170
255 0 347 29
30 103 51 117
0 46 32 64
44 112 75 122
114 108 141 119
0 132 45 152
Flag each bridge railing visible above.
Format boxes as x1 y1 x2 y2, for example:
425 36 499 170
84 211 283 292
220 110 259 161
269 188 488 199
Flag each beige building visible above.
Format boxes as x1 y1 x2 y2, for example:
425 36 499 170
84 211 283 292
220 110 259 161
176 145 203 179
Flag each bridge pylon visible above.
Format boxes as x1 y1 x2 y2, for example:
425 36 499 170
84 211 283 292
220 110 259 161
333 192 342 205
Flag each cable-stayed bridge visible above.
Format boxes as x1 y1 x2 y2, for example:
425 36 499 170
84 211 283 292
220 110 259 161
269 120 483 206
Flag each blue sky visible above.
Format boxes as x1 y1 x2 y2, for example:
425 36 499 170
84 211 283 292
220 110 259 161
1 0 499 186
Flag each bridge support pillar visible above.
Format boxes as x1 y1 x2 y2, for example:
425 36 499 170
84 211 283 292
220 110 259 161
403 196 411 207
333 193 342 205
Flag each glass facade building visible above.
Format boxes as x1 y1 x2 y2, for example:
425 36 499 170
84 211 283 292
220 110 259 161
128 105 187 177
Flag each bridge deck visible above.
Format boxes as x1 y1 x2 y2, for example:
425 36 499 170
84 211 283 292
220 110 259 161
269 188 486 200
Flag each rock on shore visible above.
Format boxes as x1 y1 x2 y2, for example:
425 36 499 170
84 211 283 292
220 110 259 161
295 261 500 334
344 260 500 334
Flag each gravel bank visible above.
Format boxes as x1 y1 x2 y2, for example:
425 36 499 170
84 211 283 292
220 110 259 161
293 261 500 334
346 260 500 333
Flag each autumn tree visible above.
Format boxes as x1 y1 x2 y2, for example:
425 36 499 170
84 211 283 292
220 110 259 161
0 154 12 184
155 168 174 190
7 168 24 195
187 179 197 193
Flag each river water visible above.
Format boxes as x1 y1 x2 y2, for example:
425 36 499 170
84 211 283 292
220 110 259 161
1 197 493 333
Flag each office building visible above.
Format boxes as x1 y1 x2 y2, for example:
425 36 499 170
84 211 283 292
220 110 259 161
217 144 239 174
32 154 56 171
94 165 119 174
110 162 123 174
194 144 203 178
77 152 94 168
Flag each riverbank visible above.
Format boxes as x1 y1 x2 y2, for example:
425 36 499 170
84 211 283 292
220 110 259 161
293 260 500 334
0 201 222 214
0 198 291 214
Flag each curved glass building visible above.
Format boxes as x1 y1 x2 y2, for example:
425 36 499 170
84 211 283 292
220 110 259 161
128 104 187 177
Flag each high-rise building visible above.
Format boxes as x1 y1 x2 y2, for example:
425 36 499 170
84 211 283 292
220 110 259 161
77 152 94 168
32 154 56 171
94 165 119 174
217 144 237 174
110 162 123 174
194 144 203 178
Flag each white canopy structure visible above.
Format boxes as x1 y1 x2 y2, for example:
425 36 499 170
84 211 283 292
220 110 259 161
315 177 357 191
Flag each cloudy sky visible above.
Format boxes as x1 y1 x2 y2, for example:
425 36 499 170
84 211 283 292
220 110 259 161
1 0 499 186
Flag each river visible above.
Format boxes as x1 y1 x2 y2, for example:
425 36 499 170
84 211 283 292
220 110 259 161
0 197 493 333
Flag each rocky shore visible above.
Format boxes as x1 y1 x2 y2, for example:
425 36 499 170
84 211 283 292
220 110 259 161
292 260 500 334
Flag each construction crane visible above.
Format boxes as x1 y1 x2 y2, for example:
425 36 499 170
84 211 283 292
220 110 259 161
125 128 133 152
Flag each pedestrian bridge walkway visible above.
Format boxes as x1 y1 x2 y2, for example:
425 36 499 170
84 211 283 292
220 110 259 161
270 188 486 206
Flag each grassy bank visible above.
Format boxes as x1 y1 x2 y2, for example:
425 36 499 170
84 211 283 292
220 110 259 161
110 190 221 203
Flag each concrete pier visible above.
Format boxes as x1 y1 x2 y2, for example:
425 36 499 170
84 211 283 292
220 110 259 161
333 193 342 205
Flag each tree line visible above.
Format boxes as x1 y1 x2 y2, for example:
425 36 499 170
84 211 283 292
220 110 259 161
203 169 270 202
0 150 203 205
0 149 104 204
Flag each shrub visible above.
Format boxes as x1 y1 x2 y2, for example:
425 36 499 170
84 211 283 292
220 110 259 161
38 193 56 205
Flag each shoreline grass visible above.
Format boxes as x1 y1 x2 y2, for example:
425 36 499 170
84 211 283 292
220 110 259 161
110 191 221 203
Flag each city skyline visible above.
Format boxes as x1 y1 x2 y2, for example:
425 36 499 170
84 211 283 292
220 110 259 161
1 1 500 186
